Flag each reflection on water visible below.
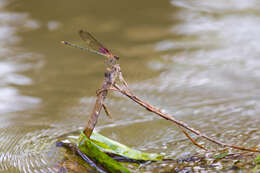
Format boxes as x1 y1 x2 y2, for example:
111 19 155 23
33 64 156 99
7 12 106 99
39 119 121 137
0 0 260 172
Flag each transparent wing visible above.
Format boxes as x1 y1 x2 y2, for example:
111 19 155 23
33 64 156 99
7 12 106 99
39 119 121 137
79 30 111 56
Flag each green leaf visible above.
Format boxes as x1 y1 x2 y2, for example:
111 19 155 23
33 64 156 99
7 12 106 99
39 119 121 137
78 132 131 173
89 131 164 161
255 154 260 163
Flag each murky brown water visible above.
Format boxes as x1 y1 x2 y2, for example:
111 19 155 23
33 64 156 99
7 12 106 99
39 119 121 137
0 0 260 172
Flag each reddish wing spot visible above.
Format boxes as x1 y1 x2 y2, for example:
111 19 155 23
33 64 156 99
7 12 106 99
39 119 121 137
99 46 110 55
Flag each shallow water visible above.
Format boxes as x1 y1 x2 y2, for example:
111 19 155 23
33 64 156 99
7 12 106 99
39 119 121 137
0 0 260 172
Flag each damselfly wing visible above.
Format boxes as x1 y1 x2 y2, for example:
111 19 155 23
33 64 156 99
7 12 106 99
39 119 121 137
79 30 119 60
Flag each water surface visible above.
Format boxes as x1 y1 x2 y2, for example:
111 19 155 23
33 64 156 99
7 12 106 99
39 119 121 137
0 0 260 172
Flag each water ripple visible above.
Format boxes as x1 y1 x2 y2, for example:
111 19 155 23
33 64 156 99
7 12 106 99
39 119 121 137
0 126 68 173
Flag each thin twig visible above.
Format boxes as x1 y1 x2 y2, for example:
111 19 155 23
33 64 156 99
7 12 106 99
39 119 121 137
112 83 260 153
83 66 119 138
182 129 208 151
103 104 113 119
